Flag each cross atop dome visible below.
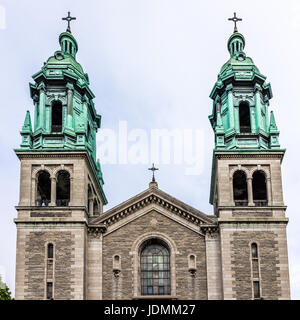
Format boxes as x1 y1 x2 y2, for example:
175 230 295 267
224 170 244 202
62 11 76 33
228 12 242 33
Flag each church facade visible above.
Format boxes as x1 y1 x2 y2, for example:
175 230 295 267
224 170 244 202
14 16 290 300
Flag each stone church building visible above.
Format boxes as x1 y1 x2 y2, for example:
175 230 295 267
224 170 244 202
14 15 290 300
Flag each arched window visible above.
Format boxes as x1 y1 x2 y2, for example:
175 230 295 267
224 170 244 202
251 243 261 299
233 170 248 206
239 102 251 133
140 239 170 296
47 243 54 259
56 171 70 206
251 243 258 258
51 101 62 132
36 171 51 206
252 171 268 206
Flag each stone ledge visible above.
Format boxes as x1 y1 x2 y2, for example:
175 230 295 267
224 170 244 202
218 217 289 223
14 217 88 224
218 206 287 210
15 206 87 211
133 295 178 300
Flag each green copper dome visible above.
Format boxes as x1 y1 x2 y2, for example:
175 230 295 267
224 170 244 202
37 31 89 84
18 25 107 204
209 29 279 153
44 52 85 76
218 32 261 82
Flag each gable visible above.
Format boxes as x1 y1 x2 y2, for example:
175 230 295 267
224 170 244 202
90 186 217 234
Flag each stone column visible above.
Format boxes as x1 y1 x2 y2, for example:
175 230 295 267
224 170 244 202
87 228 104 299
32 177 37 206
50 177 56 206
89 198 94 216
247 177 254 206
203 228 223 299
229 176 234 206
69 177 73 206
266 177 272 205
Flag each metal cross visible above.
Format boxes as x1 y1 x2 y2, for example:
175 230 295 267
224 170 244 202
62 11 76 33
228 12 242 33
148 163 159 182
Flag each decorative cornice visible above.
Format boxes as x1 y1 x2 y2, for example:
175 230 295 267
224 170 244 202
218 217 289 224
15 151 87 159
200 225 219 238
87 224 106 238
214 151 285 162
96 193 216 229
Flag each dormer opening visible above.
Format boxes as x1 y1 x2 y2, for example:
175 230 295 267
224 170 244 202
239 102 251 133
51 101 62 133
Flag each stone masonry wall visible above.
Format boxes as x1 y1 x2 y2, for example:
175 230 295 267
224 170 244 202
102 210 207 300
24 231 75 300
231 231 280 299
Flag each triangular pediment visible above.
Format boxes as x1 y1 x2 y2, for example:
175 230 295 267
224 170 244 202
89 186 217 232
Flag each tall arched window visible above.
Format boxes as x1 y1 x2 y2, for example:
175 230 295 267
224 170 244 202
252 171 268 206
47 243 54 259
140 239 170 296
233 170 248 206
52 101 62 132
239 102 251 133
251 243 261 299
56 171 70 206
36 171 51 206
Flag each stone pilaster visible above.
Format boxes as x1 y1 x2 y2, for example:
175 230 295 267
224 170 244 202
87 225 106 300
201 226 223 299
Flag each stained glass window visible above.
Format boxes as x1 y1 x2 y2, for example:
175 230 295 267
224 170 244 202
140 240 170 295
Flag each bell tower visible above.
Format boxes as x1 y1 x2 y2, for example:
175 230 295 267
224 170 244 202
14 14 107 300
209 14 290 299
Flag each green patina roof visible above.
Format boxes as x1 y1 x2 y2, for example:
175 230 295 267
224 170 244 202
45 53 84 74
218 32 262 82
18 28 107 204
219 55 260 78
32 31 89 85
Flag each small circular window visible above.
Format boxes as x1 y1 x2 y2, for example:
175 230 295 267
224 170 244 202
238 53 245 61
55 52 63 60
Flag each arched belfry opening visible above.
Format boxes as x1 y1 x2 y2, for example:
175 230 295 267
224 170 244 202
51 101 63 132
233 170 248 206
140 238 171 296
239 102 251 133
36 171 51 206
252 170 268 206
56 171 70 206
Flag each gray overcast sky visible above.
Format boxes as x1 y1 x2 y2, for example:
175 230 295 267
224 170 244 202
0 0 299 299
